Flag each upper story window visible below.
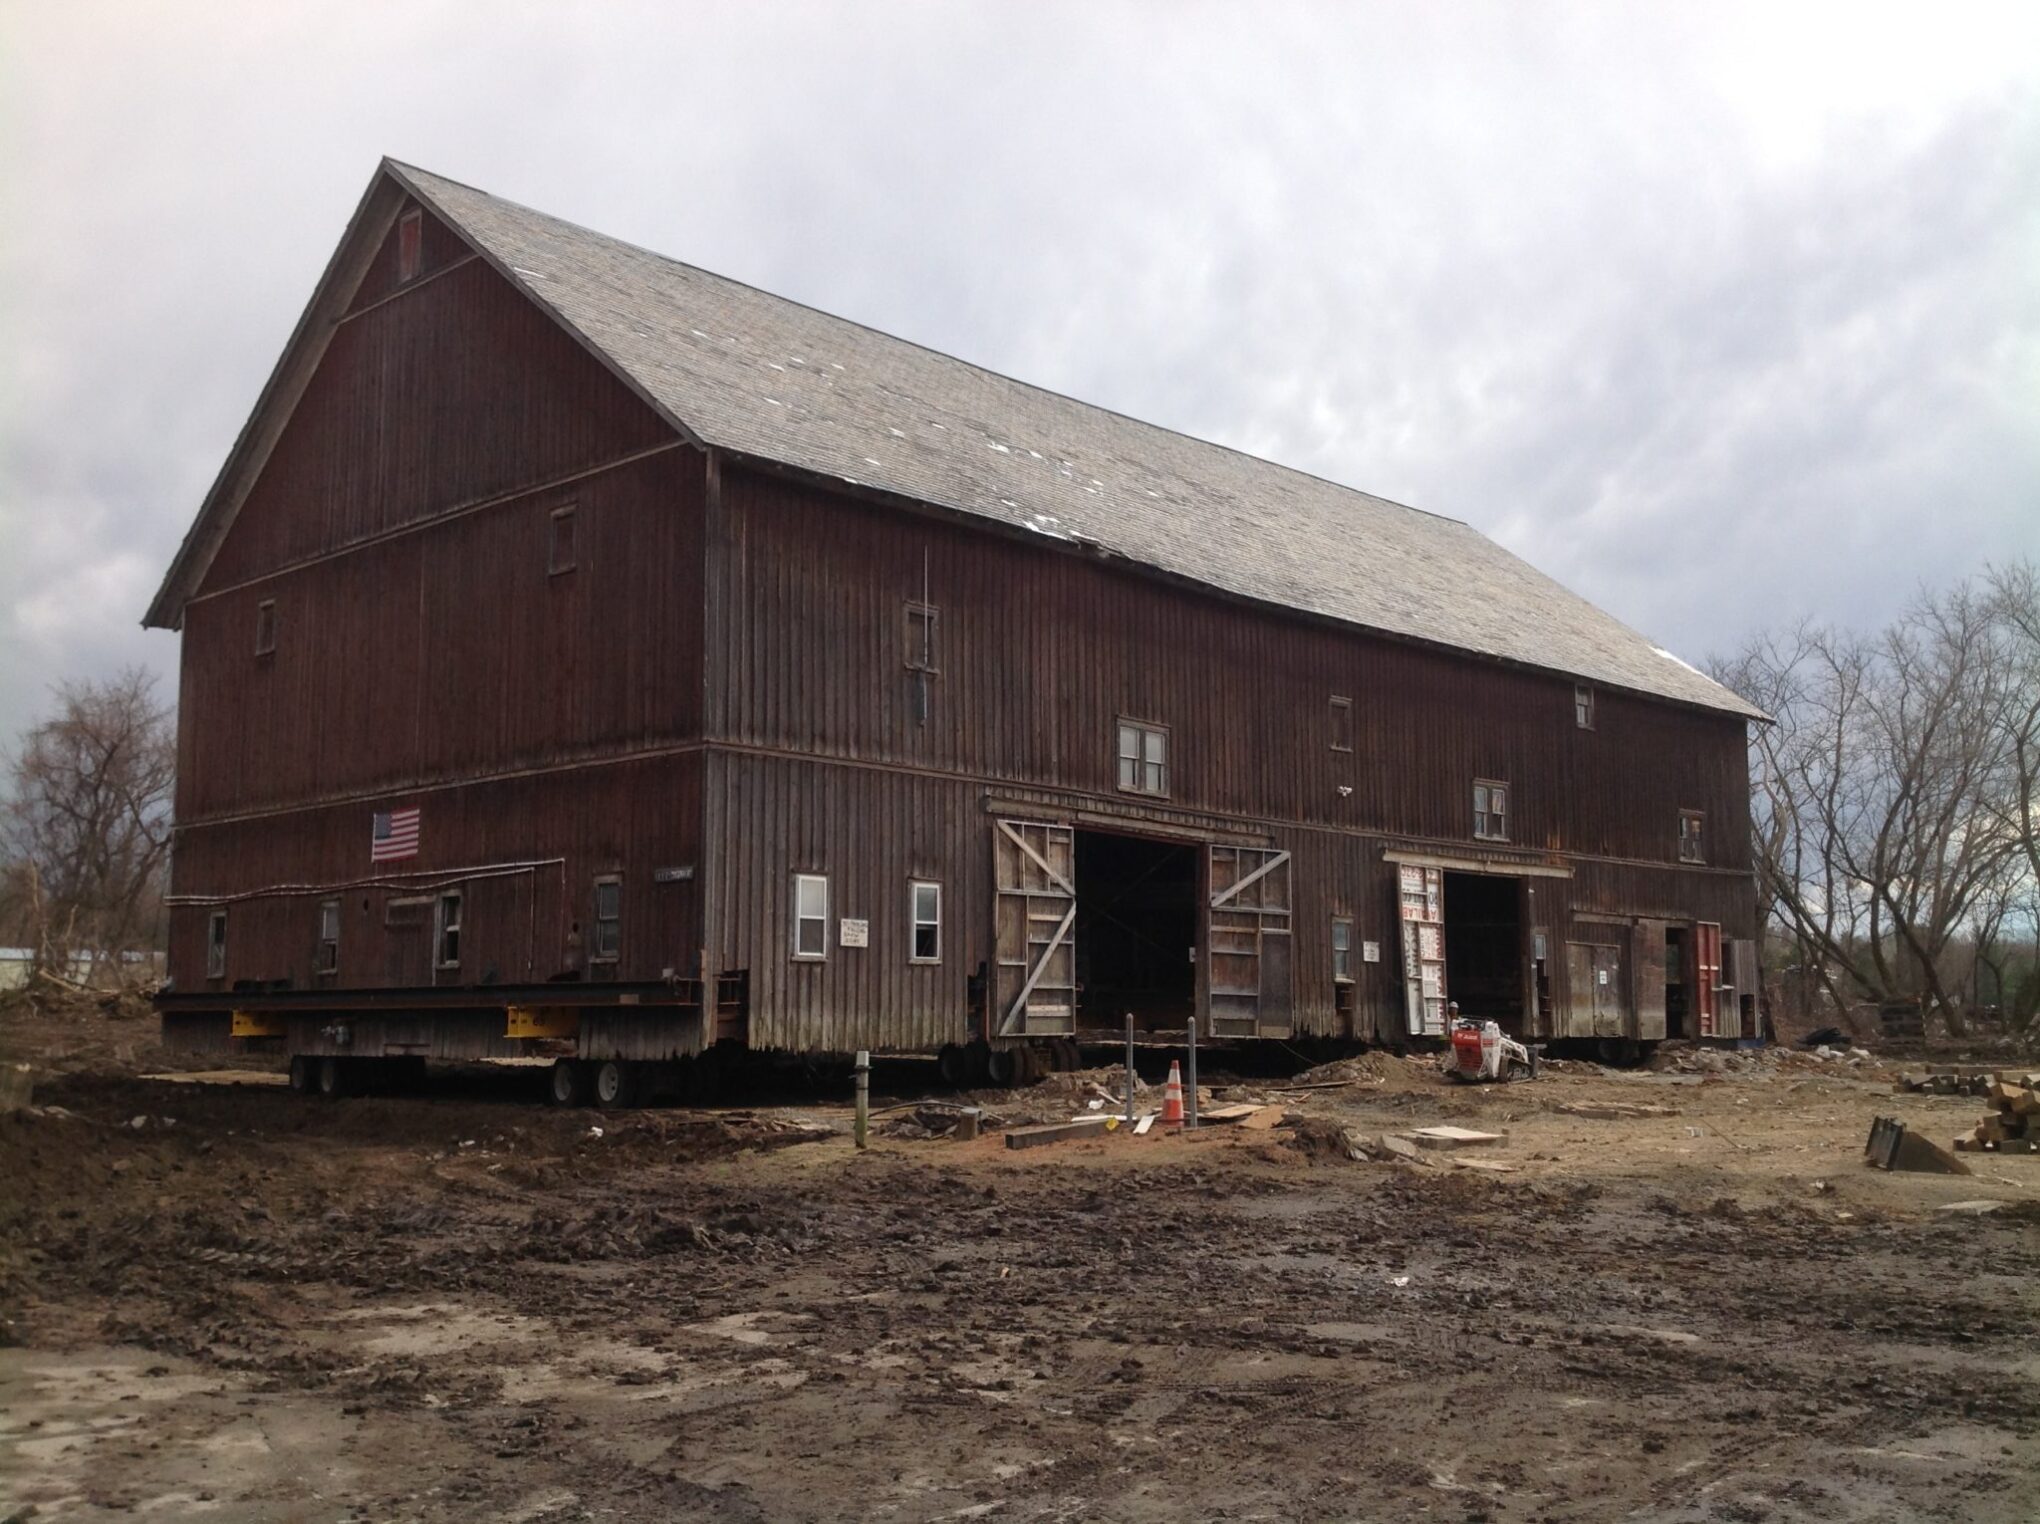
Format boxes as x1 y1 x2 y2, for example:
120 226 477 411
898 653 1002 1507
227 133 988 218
1473 779 1510 842
397 209 423 283
435 890 463 968
1117 719 1169 797
1332 916 1354 983
549 505 578 574
1330 695 1354 753
793 873 828 960
592 876 621 962
904 602 937 727
910 881 942 963
206 909 227 980
315 898 340 975
1575 684 1595 729
255 600 277 657
1679 810 1705 864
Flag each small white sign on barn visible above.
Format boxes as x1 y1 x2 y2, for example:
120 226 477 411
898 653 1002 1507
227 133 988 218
839 918 869 948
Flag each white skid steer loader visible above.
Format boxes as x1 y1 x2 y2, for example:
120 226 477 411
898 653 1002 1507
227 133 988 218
1444 1013 1539 1083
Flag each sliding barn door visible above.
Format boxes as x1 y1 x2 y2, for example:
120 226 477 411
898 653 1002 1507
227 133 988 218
1207 845 1292 1037
993 819 1077 1036
1398 865 1447 1036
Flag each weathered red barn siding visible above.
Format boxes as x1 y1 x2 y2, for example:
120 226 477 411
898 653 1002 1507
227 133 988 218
170 753 702 995
198 207 675 592
705 464 1749 858
698 461 1756 1048
164 213 708 996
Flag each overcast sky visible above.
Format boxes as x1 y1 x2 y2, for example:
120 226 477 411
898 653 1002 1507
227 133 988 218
4 2 2036 745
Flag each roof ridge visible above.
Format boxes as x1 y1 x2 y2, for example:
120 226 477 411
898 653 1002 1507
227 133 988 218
389 160 1470 532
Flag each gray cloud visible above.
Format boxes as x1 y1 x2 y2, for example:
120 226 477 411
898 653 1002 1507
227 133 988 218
4 1 2036 745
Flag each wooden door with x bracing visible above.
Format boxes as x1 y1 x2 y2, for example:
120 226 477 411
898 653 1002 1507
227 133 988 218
993 819 1077 1036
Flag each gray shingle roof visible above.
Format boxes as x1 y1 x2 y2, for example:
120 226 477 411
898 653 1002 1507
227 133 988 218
394 162 1756 719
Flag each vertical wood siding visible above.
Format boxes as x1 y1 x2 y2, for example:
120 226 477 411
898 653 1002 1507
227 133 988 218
700 463 1756 1049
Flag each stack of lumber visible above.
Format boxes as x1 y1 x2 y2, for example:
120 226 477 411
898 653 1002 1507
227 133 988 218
1952 1074 2040 1154
1896 1064 2021 1097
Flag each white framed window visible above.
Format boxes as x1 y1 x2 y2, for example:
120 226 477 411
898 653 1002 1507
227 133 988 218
1117 718 1169 796
1679 810 1705 864
549 505 578 575
1575 684 1595 729
793 873 829 960
206 909 227 980
435 890 463 969
316 898 340 975
1332 916 1354 983
1474 780 1510 842
255 599 277 657
592 876 621 962
910 881 941 963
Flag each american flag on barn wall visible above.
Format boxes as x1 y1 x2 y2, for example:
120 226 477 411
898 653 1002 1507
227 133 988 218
371 807 421 862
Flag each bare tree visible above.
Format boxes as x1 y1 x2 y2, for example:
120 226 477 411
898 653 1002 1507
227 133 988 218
1713 563 2038 1033
1 669 176 985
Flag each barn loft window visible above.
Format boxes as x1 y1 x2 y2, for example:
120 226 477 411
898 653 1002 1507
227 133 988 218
793 873 829 960
1332 916 1354 984
1473 780 1510 842
1575 684 1595 729
206 909 227 980
435 890 463 968
1330 695 1354 752
591 876 621 963
904 602 937 727
315 898 340 975
1679 810 1705 864
549 506 578 575
910 881 942 963
397 209 422 283
254 600 277 657
1117 719 1169 797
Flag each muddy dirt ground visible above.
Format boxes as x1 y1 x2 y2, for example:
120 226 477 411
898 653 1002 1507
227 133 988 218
3 1002 2038 1522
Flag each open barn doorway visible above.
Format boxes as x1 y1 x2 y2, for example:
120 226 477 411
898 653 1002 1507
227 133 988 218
1075 829 1198 1031
1443 871 1526 1035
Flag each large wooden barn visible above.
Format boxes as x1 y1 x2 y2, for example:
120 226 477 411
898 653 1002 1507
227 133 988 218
148 159 1762 1098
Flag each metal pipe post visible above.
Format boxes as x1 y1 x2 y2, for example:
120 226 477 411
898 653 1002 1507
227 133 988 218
853 1049 870 1150
1124 1012 1136 1123
1185 1017 1199 1130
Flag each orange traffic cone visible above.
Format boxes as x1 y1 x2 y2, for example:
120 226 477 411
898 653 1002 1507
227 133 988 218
1160 1059 1185 1129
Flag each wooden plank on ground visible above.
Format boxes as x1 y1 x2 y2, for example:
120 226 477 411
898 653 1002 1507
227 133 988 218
1004 1116 1112 1151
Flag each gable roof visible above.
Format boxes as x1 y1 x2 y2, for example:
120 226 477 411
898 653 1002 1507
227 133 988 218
149 159 1760 720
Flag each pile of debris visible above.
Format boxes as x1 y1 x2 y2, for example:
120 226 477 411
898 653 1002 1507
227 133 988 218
1896 1064 2023 1098
1953 1075 2040 1155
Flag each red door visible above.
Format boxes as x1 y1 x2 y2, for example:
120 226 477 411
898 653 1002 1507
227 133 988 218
1695 922 1723 1039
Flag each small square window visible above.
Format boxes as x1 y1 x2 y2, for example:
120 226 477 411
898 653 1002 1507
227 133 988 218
397 209 422 283
1474 780 1510 842
206 909 227 980
1679 810 1705 864
1332 916 1354 984
316 898 340 975
592 876 621 962
549 506 578 575
255 600 277 657
793 874 828 960
904 603 937 672
911 881 942 963
1330 696 1354 753
435 891 463 969
1575 684 1595 729
1117 719 1169 796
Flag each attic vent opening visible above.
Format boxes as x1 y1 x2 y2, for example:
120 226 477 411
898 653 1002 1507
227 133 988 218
397 209 422 283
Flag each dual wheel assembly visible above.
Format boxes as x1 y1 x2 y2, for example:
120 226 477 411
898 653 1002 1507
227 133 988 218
937 1037 1082 1088
547 1057 638 1109
288 1054 425 1099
